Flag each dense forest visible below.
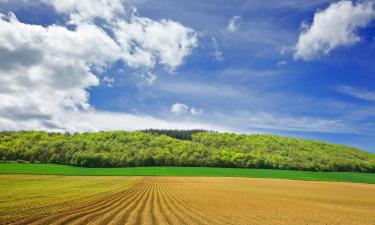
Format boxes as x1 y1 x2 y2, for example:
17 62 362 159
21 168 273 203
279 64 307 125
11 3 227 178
141 129 213 140
0 130 374 172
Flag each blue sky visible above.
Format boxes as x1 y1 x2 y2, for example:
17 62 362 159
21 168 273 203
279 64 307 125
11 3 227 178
0 0 374 152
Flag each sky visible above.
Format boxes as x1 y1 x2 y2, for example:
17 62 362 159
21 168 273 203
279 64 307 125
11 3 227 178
0 0 374 152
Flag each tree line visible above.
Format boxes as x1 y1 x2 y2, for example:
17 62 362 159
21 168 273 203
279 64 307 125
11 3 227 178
0 130 374 172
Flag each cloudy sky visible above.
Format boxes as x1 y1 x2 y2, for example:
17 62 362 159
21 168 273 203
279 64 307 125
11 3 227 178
0 0 375 152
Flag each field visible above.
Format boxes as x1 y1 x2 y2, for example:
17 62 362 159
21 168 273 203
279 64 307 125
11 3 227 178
0 175 138 223
1 175 375 225
1 163 375 184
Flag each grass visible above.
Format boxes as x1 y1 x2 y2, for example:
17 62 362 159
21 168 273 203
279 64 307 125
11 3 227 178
1 162 375 184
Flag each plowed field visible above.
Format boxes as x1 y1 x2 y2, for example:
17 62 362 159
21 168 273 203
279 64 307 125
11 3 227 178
3 176 375 225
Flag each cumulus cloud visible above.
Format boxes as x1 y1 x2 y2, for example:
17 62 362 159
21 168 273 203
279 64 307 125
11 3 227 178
294 1 375 61
114 16 198 71
170 103 189 114
335 85 375 102
42 0 198 71
0 12 119 130
40 0 125 23
0 1 198 131
226 16 241 33
170 103 202 115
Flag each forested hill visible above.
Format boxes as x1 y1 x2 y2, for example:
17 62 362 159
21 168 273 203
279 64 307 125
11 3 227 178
0 130 374 172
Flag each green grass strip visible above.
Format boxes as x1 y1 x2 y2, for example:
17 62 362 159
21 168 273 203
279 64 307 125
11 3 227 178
1 163 375 184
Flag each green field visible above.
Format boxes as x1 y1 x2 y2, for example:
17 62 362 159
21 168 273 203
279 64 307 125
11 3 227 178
1 163 375 184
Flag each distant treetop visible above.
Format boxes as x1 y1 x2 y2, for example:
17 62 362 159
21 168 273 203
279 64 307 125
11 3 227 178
140 129 215 140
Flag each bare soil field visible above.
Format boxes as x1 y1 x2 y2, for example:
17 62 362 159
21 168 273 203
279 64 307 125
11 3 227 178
0 175 138 223
3 176 375 225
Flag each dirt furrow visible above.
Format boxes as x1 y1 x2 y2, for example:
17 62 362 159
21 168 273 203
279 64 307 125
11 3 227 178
152 181 171 225
139 177 156 225
11 179 143 225
3 182 135 224
38 185 141 225
120 177 154 225
65 184 147 225
104 184 149 225
59 184 145 225
156 181 190 224
107 178 153 225
87 181 149 225
166 182 232 224
157 180 207 224
161 182 213 222
67 178 154 225
165 185 229 225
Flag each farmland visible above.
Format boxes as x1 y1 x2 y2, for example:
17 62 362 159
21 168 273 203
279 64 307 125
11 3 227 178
1 131 375 224
1 175 375 225
0 175 138 223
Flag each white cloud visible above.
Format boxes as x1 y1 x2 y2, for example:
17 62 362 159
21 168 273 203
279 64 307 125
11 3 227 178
226 16 241 33
335 85 375 102
114 16 198 71
136 72 157 85
0 13 120 130
190 107 203 115
40 0 125 23
102 76 115 87
170 103 189 115
0 1 198 131
170 103 202 115
294 1 375 61
211 37 223 61
42 0 198 71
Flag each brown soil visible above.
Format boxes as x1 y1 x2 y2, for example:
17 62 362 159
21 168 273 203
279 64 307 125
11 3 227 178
9 177 375 225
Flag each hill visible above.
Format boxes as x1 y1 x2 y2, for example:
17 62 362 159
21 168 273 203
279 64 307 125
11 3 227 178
0 130 374 172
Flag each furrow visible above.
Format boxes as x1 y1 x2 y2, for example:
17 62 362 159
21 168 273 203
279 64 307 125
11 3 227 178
108 178 153 225
156 179 188 224
163 180 229 224
88 182 148 225
12 179 142 225
64 182 146 225
33 185 141 225
121 177 154 225
152 181 170 225
140 177 156 225
157 180 202 225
